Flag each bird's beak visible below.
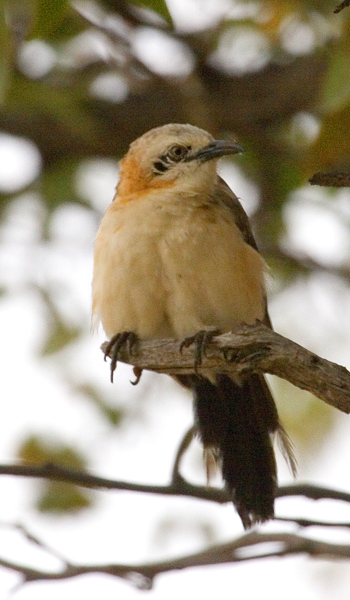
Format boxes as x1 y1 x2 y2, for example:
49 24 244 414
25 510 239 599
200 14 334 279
188 140 244 162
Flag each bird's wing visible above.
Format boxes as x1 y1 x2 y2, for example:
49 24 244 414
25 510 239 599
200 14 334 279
215 175 272 329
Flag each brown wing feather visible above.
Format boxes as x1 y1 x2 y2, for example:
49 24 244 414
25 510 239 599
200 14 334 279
215 176 272 328
177 177 296 527
216 175 296 474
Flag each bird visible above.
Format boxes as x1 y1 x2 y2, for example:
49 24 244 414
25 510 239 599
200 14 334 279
92 123 296 529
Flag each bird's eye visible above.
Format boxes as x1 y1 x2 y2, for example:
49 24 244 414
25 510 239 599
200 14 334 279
153 161 168 174
167 144 190 162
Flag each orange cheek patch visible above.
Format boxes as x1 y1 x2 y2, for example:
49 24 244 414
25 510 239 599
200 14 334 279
115 155 176 203
117 156 147 196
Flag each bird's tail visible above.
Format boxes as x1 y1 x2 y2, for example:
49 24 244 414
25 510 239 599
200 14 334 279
190 373 296 529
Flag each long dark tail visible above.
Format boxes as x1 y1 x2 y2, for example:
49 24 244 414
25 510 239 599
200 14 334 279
180 373 296 529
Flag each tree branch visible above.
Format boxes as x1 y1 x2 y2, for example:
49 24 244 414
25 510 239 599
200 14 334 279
263 244 350 283
2 525 350 590
334 0 350 14
0 461 228 503
1 462 350 507
2 465 350 589
0 53 327 165
102 322 350 414
171 426 196 484
309 171 350 186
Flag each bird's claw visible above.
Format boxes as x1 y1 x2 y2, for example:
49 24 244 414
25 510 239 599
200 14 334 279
104 332 138 383
131 366 143 386
179 329 221 373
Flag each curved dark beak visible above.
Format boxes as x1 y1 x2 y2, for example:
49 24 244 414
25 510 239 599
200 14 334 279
188 140 244 162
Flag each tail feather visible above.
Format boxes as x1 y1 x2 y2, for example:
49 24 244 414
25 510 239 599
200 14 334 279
190 373 292 528
275 421 297 478
246 374 297 477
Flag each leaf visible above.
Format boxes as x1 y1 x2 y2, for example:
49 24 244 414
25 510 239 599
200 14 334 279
37 286 82 356
30 0 70 40
131 0 173 25
17 435 93 514
40 159 84 212
319 42 350 113
0 3 12 104
75 383 124 426
306 105 350 174
18 435 87 468
8 74 102 149
41 318 81 355
38 481 91 513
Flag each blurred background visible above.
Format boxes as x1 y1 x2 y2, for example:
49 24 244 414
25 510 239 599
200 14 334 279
1 0 350 597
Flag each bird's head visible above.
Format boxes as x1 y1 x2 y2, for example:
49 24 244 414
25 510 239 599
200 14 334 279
117 123 244 197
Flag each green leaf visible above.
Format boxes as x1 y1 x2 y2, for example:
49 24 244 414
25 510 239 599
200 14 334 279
18 435 87 468
38 286 82 355
306 104 350 173
41 317 81 355
17 435 93 514
38 481 91 513
320 43 350 113
8 75 102 146
40 159 84 211
0 2 12 104
131 0 173 25
30 0 70 39
75 383 124 426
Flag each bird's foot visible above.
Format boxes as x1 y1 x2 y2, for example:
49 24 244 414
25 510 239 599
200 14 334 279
104 332 138 383
179 329 221 373
131 366 143 386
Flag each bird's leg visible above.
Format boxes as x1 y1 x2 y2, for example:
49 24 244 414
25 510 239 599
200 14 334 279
179 329 221 373
104 332 139 383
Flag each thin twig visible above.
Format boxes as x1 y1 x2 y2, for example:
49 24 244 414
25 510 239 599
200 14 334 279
0 462 228 503
277 483 350 503
276 516 350 529
334 0 350 13
171 426 196 484
263 244 350 283
309 171 350 186
2 528 350 589
2 468 350 588
2 463 350 508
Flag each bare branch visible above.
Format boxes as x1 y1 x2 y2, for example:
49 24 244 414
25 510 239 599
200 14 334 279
263 244 350 283
2 469 350 589
309 171 350 186
0 462 228 503
171 426 196 484
0 54 327 165
334 0 350 14
4 321 350 588
277 483 350 503
276 516 350 528
102 322 350 414
2 464 350 508
2 526 350 589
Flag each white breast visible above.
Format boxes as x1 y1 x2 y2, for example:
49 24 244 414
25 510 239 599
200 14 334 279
92 189 266 340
